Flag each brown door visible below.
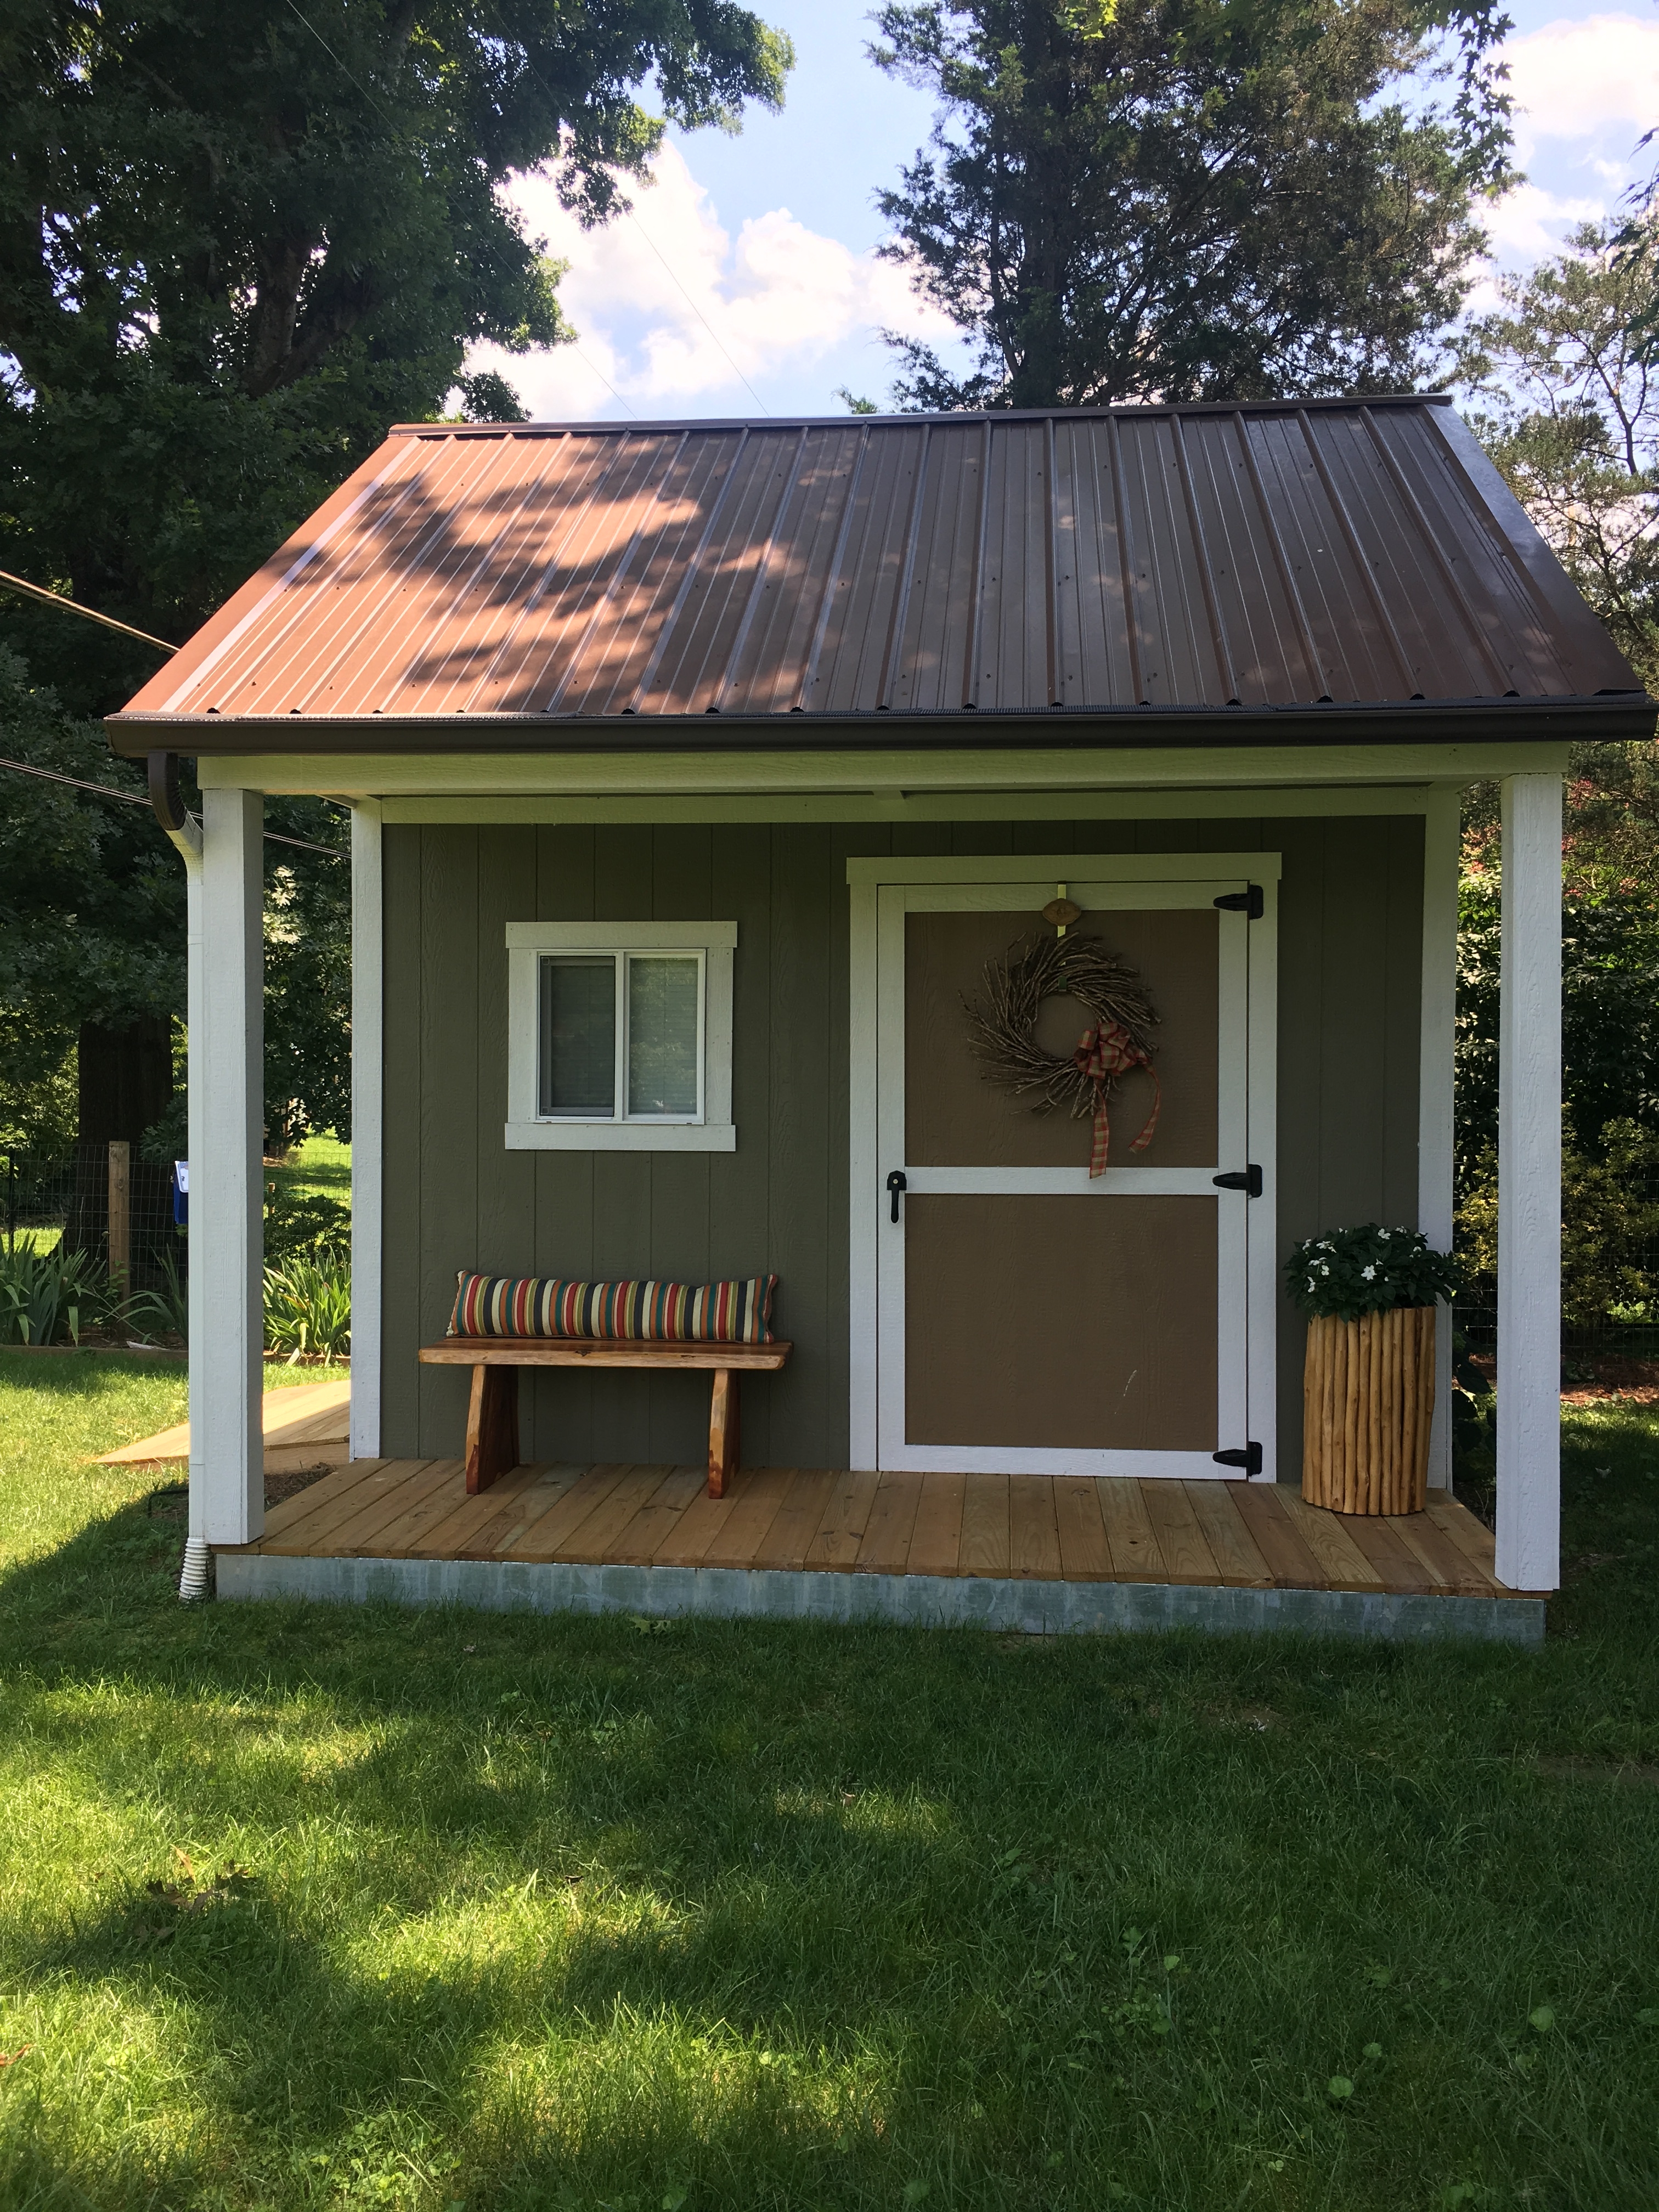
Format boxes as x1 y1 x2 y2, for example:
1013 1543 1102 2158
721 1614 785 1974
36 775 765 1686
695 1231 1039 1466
873 873 1256 1477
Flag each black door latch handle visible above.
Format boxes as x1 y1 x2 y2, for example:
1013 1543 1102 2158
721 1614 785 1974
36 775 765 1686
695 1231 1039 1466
1212 1165 1263 1198
887 1170 907 1223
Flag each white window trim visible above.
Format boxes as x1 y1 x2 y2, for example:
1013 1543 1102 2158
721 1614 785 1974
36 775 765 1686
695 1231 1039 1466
504 920 737 1151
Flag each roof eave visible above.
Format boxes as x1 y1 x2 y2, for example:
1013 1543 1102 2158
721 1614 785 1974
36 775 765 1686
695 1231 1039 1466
105 695 1657 760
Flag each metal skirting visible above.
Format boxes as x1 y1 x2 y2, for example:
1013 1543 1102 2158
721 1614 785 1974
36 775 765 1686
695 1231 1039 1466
213 1550 1545 1647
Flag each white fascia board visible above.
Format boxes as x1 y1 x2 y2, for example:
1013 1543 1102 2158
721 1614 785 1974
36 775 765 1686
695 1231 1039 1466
505 1120 737 1152
847 852 1283 886
505 920 737 951
195 738 1572 802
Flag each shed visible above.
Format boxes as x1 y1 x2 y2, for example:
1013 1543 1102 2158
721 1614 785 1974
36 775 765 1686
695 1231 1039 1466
110 397 1654 1638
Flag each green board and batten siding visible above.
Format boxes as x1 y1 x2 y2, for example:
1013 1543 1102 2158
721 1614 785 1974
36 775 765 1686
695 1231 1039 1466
380 816 1424 1476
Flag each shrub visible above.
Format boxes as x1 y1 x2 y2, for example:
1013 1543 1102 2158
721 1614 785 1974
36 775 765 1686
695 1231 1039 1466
0 1244 112 1344
264 1254 350 1361
1285 1224 1460 1322
125 1253 189 1345
264 1186 351 1265
1456 1117 1659 1328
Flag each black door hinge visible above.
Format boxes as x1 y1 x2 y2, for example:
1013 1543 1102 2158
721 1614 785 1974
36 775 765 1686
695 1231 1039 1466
1212 1443 1263 1476
1212 1165 1263 1198
1214 884 1265 919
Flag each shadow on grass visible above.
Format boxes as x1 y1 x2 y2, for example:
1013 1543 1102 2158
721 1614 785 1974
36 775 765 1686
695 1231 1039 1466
1 1426 1658 2210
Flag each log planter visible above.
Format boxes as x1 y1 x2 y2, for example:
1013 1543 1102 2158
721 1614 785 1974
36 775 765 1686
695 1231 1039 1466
1302 1306 1436 1515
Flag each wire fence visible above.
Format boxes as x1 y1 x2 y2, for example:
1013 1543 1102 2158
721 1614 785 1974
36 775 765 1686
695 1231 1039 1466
2 1144 185 1290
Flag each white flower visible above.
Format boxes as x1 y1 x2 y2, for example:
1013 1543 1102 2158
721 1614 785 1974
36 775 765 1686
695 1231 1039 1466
1361 1265 1376 1279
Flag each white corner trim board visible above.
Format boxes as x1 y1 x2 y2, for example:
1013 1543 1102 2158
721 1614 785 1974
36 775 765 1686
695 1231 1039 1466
1496 771 1563 1593
1419 786 1460 1491
350 803 383 1461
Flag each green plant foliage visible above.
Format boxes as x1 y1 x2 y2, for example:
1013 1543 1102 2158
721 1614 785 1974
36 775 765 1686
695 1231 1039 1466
263 1255 351 1361
0 1243 113 1345
1455 883 1659 1191
869 0 1513 409
1285 1224 1460 1322
125 1254 189 1347
263 1186 351 1266
1457 1121 1659 1329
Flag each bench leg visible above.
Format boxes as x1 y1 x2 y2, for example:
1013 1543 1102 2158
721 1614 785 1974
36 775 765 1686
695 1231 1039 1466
465 1364 519 1495
707 1366 740 1498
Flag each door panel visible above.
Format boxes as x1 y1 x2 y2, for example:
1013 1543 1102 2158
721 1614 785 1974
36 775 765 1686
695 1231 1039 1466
905 907 1220 1168
905 1193 1218 1450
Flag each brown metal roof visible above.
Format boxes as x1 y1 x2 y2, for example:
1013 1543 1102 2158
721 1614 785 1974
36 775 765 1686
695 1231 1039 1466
110 398 1650 754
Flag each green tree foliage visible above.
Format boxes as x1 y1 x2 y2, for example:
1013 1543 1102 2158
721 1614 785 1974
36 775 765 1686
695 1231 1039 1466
868 0 1514 410
0 0 792 714
0 652 183 1137
1460 221 1659 699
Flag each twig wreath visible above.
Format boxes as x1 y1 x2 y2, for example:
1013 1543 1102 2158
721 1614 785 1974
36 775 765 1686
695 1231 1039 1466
964 932 1161 1176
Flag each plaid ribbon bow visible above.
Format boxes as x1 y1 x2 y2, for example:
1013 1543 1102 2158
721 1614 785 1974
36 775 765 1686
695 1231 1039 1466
1073 1022 1161 1177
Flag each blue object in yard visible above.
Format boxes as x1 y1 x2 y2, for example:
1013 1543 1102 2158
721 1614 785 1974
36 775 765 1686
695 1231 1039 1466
173 1161 188 1228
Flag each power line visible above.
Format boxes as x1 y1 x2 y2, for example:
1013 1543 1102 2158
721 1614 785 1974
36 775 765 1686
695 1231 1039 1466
622 207 771 416
0 568 176 654
0 755 346 857
569 342 639 418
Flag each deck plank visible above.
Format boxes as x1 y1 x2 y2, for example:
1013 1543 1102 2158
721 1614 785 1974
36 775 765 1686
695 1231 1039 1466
701 1467 797 1568
608 1466 707 1565
1232 1485 1328 1589
906 1471 967 1576
753 1470 842 1571
394 1468 543 1557
262 1459 447 1555
802 1469 881 1570
1338 1514 1436 1594
1425 1496 1501 1584
1054 1479 1114 1580
649 1481 737 1567
509 1464 637 1559
1097 1479 1164 1579
1275 1488 1386 1590
333 1459 465 1555
557 1465 680 1563
260 1458 382 1542
465 1465 590 1557
958 1474 1011 1577
856 1472 926 1573
1386 1511 1491 1595
1184 1482 1273 1587
1010 1476 1062 1579
1140 1482 1220 1585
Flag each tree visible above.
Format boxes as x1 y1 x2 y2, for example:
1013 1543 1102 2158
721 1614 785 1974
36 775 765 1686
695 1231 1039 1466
868 0 1514 410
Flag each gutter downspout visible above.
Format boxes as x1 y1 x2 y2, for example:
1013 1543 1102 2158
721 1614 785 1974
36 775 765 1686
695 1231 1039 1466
149 752 210 1600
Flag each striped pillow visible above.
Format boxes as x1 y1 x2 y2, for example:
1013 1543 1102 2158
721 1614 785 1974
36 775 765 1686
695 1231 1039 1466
447 1272 777 1345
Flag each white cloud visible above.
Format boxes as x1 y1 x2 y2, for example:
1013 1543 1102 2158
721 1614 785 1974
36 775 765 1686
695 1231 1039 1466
1482 179 1607 264
466 144 953 420
1501 13 1659 145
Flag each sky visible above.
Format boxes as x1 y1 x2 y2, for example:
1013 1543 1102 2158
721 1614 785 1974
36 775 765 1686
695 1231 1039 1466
465 2 1659 424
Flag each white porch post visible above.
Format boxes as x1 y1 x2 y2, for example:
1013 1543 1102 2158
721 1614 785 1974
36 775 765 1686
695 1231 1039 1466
1496 771 1562 1593
349 802 383 1461
190 788 265 1549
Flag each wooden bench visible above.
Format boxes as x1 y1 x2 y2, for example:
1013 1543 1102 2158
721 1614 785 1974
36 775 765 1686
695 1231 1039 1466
417 1339 793 1498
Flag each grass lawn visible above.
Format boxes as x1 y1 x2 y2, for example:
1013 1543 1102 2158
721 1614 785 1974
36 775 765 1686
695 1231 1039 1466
1 1356 1656 2210
265 1133 351 1212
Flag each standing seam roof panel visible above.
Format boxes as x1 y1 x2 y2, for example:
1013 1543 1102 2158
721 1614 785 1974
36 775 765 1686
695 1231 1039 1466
109 400 1647 738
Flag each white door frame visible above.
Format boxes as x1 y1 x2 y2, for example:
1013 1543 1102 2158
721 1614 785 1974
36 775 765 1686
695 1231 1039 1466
848 853 1281 1479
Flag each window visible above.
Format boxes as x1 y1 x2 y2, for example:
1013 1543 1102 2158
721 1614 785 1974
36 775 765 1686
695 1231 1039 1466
506 922 736 1151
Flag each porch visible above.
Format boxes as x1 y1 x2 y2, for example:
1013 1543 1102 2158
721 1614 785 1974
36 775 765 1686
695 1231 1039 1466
215 1459 1544 1646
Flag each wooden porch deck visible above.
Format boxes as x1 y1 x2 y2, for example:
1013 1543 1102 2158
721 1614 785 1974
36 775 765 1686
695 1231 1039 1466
215 1458 1540 1643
